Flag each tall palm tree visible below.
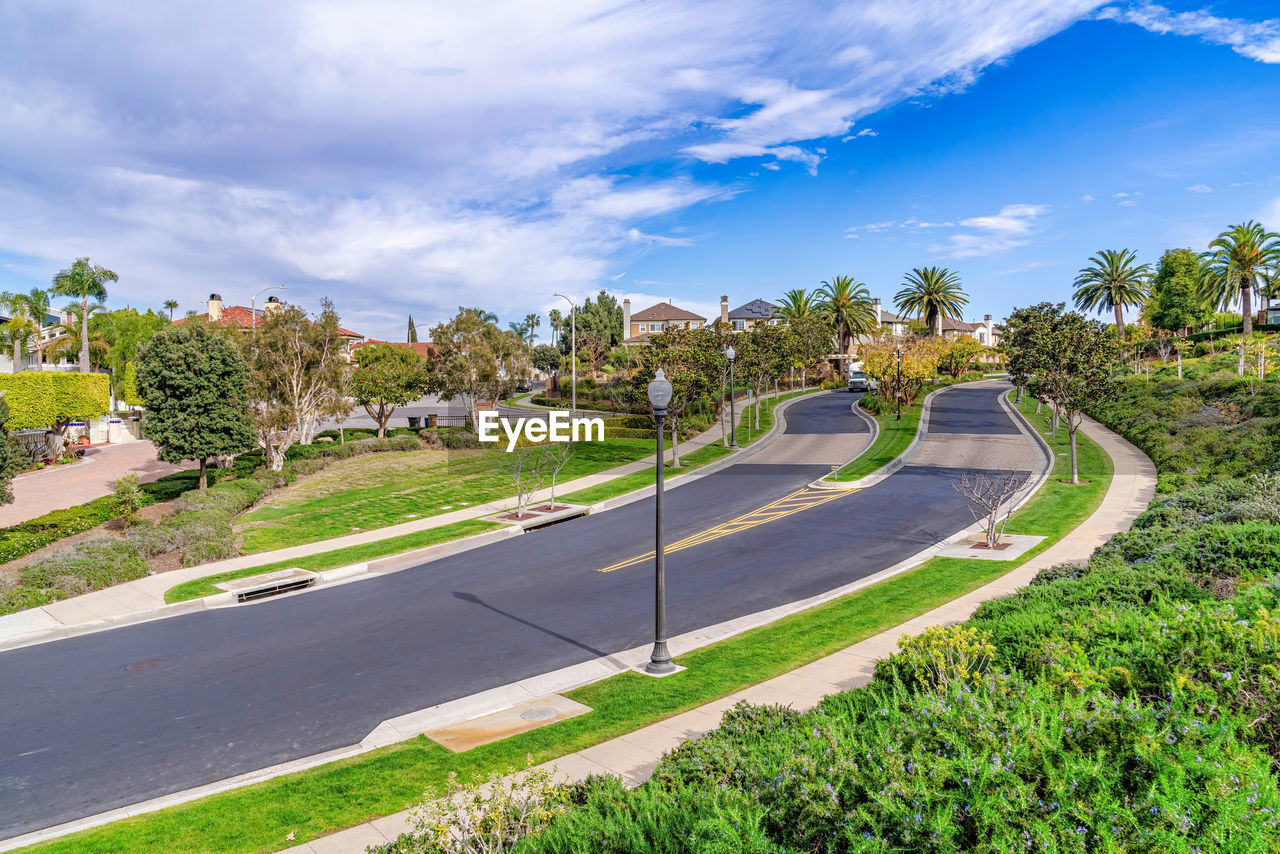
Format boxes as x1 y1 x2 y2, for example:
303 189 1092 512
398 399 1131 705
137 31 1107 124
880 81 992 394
775 288 818 323
818 275 877 356
1205 221 1280 337
0 292 38 372
523 312 541 346
1072 249 1151 342
895 267 968 336
163 299 179 321
47 302 108 368
51 257 117 372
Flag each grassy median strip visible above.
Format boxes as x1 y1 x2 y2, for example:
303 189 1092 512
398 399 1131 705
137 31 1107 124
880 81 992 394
27 390 1112 854
829 398 922 482
163 520 504 604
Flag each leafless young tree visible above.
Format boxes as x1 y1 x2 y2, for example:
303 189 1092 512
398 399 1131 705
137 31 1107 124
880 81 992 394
951 469 1024 549
493 444 551 518
543 441 576 509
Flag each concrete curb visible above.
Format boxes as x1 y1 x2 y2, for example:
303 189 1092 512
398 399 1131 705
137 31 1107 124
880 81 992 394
808 394 879 490
809 382 943 490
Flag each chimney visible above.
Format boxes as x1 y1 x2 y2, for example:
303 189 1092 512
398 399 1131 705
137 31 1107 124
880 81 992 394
720 295 729 325
264 295 283 316
872 297 881 321
207 293 223 322
623 298 631 338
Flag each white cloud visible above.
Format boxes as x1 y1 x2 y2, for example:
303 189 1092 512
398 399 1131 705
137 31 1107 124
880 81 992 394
1118 199 1138 207
933 203 1050 257
1098 3 1280 63
1082 194 1095 202
1186 184 1212 192
0 0 1107 337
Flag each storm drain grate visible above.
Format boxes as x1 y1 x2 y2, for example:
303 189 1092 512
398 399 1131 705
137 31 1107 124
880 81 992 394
236 576 315 603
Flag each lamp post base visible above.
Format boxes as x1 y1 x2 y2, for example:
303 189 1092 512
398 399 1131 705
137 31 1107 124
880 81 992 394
645 641 676 675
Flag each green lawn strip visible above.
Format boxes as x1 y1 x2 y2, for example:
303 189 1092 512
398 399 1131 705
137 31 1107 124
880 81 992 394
829 399 922 482
163 520 505 604
237 439 653 553
29 393 1114 854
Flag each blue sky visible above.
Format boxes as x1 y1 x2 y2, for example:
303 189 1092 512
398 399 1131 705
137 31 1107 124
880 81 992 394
0 1 1277 339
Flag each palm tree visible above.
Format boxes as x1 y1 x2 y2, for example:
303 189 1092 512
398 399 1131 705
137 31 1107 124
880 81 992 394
47 302 108 368
775 288 818 323
818 275 877 357
0 292 38 372
1072 249 1151 342
163 299 179 321
895 267 968 336
1204 221 1280 337
467 307 499 324
51 257 117 372
523 312 541 346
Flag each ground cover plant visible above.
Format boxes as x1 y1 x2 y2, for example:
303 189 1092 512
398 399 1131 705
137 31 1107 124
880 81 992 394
12 386 1112 854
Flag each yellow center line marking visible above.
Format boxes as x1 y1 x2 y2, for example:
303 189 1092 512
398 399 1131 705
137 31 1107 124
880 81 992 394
597 486 857 573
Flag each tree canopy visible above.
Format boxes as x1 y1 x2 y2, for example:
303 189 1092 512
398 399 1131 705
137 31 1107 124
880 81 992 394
895 267 967 336
137 321 254 489
51 257 117 373
1072 249 1150 343
1146 248 1214 335
352 342 431 438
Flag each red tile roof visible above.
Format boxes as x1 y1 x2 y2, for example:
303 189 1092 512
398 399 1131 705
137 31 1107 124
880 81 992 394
176 307 362 339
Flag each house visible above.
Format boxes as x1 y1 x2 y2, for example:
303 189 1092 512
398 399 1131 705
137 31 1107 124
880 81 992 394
871 298 911 338
622 299 707 344
720 296 779 331
939 315 1000 346
177 294 365 357
0 307 75 373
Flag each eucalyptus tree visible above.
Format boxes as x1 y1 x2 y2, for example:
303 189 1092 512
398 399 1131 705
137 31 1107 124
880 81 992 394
895 267 968 336
51 257 118 373
818 275 877 365
1072 249 1151 343
1204 220 1280 338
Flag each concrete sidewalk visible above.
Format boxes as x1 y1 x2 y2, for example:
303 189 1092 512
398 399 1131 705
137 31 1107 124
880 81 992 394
280 414 1155 854
0 389 814 650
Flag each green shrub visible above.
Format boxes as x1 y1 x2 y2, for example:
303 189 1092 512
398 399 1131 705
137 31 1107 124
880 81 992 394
859 392 891 416
874 624 996 692
603 427 657 439
0 496 118 563
19 539 148 597
112 474 146 527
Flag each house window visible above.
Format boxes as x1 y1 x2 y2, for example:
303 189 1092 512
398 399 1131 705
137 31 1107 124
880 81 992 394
732 320 745 331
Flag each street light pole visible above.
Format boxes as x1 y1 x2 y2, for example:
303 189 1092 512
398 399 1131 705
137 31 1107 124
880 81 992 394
725 345 738 449
553 293 576 415
895 347 902 422
251 285 287 332
646 369 675 675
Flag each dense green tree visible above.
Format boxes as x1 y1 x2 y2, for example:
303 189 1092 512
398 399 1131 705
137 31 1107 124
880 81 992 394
636 327 722 466
352 343 431 438
786 314 836 387
51 257 118 373
1072 249 1150 343
428 308 528 423
91 308 168 397
408 314 419 343
558 290 623 353
1204 220 1280 338
895 267 968 336
818 276 877 367
1147 248 1214 335
137 321 254 489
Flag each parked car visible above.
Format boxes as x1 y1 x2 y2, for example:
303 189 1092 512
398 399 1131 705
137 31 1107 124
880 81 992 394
847 371 877 393
515 381 532 393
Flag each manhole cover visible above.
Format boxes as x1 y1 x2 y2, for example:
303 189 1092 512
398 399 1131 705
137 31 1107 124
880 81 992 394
519 707 559 722
125 658 164 671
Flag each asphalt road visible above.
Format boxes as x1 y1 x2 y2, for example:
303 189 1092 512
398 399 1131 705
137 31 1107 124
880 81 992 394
0 385 1029 838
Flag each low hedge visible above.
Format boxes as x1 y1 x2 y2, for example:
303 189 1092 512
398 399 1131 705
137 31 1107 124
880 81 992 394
603 427 657 439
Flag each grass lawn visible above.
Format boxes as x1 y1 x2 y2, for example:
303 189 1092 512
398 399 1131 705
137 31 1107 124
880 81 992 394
25 389 1116 854
235 439 653 553
828 398 922 482
164 519 504 604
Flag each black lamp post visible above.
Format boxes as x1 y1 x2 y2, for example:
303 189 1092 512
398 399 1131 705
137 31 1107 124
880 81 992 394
725 345 738 449
645 368 676 675
895 347 902 422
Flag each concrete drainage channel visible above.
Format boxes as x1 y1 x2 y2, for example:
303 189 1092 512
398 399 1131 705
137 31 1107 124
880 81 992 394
215 568 319 603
